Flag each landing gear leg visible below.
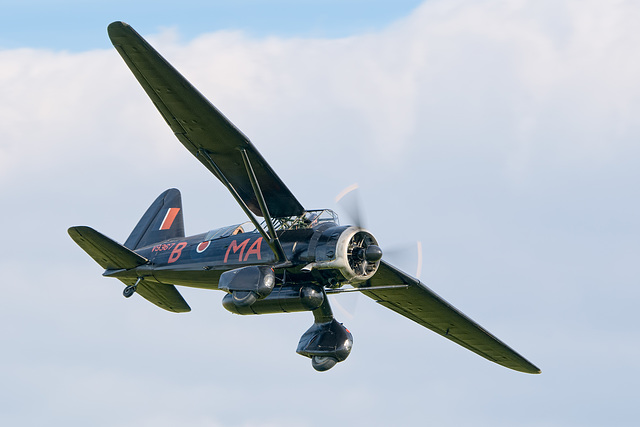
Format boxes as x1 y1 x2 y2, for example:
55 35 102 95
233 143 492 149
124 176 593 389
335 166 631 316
297 288 353 372
123 277 142 298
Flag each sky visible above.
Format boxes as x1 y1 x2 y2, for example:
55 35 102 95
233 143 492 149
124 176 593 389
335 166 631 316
1 0 640 426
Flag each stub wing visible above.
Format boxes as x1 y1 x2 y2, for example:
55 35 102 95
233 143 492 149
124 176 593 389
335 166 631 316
362 261 540 374
107 21 305 218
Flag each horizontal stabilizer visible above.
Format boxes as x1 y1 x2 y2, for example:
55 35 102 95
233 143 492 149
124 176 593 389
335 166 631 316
69 226 190 313
68 226 148 270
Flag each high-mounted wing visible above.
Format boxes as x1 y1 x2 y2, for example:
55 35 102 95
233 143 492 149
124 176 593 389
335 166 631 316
107 21 305 219
361 261 540 374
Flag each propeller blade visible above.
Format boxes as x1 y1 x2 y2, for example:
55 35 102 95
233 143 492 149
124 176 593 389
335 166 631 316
335 183 364 228
329 293 359 320
416 241 423 280
384 240 423 280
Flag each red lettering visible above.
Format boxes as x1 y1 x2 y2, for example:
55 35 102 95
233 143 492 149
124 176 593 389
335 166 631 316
224 238 250 263
168 242 187 263
244 237 263 261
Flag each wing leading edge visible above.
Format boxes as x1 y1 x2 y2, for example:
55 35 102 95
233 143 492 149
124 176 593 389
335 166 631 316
107 21 305 219
362 261 540 374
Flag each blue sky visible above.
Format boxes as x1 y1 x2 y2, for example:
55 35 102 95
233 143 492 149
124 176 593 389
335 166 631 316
1 0 424 50
2 1 640 426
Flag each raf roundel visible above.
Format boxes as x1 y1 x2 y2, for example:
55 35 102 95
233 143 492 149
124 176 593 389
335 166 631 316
196 241 210 254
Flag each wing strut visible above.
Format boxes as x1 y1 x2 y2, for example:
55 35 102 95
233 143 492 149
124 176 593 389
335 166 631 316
240 149 287 262
197 149 288 264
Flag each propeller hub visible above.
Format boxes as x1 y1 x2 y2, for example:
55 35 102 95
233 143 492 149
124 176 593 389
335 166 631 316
365 245 383 262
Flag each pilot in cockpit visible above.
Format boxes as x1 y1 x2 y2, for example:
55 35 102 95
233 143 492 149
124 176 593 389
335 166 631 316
303 212 319 227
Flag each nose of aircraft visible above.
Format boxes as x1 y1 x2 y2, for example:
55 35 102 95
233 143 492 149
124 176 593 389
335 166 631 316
365 245 383 262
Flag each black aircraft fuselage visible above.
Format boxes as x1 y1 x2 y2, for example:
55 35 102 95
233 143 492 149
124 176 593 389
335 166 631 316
117 229 276 290
108 217 369 300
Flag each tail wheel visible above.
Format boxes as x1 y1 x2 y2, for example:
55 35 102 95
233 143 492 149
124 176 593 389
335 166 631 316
123 277 142 298
123 285 136 298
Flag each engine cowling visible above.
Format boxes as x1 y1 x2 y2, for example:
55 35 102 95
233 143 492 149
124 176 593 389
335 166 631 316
311 225 383 283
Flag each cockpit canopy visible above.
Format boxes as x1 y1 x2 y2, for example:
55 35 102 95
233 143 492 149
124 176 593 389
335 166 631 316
203 224 247 241
270 209 339 231
202 210 340 242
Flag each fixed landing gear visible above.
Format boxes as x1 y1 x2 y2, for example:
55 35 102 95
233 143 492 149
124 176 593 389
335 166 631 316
311 356 338 372
297 291 353 372
123 277 143 298
298 319 353 372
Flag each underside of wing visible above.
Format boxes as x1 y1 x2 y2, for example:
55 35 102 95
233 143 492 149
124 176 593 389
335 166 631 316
118 278 191 313
107 21 305 218
361 261 540 374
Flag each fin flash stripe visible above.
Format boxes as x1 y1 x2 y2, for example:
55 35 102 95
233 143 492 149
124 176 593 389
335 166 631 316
160 208 180 230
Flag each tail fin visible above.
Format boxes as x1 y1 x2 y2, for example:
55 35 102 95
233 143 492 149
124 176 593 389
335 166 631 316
124 188 185 249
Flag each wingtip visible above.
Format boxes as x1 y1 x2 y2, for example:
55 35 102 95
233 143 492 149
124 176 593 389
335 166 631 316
521 365 542 375
527 361 542 374
68 225 88 238
107 21 133 40
108 21 128 30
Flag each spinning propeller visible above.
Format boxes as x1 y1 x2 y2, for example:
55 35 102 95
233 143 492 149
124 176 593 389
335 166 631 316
335 184 422 280
334 184 383 280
